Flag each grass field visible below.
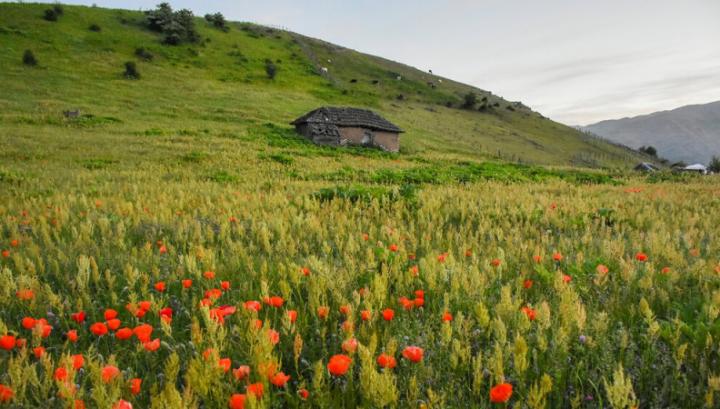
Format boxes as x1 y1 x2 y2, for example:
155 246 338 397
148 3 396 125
1 3 719 409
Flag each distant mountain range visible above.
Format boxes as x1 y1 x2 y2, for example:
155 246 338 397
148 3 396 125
583 101 720 165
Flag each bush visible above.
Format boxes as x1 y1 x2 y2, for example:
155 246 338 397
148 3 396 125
43 9 58 22
265 59 277 80
53 4 64 15
204 12 229 31
88 23 101 32
639 146 658 157
123 61 140 79
462 92 477 109
145 3 199 45
22 50 37 66
708 156 720 173
135 47 154 61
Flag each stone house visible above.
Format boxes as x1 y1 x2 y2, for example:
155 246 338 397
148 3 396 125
291 107 403 152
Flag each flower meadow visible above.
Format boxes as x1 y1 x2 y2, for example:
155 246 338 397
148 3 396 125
1 178 720 409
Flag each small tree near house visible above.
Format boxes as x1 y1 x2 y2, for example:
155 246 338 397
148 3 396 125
709 156 720 173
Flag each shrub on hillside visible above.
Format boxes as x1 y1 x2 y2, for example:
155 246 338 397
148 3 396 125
265 59 277 80
124 61 140 79
53 4 64 15
135 47 154 61
88 23 102 32
204 12 229 32
462 92 477 109
43 9 58 21
145 3 199 45
22 50 38 67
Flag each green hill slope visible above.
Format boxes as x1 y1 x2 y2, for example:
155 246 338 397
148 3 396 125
0 2 646 174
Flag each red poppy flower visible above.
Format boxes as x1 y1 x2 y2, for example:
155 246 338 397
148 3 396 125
382 309 395 321
90 323 108 337
413 298 424 308
596 264 609 275
661 266 671 274
130 378 142 395
533 255 542 263
253 319 263 330
490 259 501 267
465 249 473 257
138 301 152 311
1 250 9 258
113 399 132 409
104 309 118 321
71 311 86 324
265 296 284 308
402 346 424 363
107 319 121 331
72 354 84 370
228 394 246 409
246 383 263 399
233 365 250 381
267 329 280 345
54 367 69 381
270 372 290 387
218 358 232 372
144 338 160 352
521 306 536 321
182 279 193 288
287 310 298 323
414 289 425 299
101 366 120 383
154 282 166 292
115 328 133 340
437 253 447 263
523 279 533 289
360 310 371 321
317 306 329 319
0 384 13 403
159 245 167 254
327 354 352 376
39 323 52 338
409 265 419 276
221 281 231 290
244 301 261 312
133 324 153 343
74 400 85 409
442 312 453 322
298 388 309 400
552 253 563 261
399 297 413 310
16 289 34 300
21 317 36 330
33 346 45 359
377 353 397 369
339 305 351 315
635 252 648 262
67 330 78 343
301 267 311 276
9 240 18 248
159 307 173 319
362 233 369 241
203 271 216 280
489 383 513 403
342 338 358 353
562 274 572 283
388 244 398 252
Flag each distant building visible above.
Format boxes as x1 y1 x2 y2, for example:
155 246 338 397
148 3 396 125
683 164 708 174
291 107 403 152
634 162 659 172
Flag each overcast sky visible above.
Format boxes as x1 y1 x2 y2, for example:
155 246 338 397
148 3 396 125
61 0 720 125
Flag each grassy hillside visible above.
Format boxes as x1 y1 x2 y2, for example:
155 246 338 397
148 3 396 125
0 2 648 175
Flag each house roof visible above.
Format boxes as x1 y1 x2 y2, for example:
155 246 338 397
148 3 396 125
291 107 404 133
